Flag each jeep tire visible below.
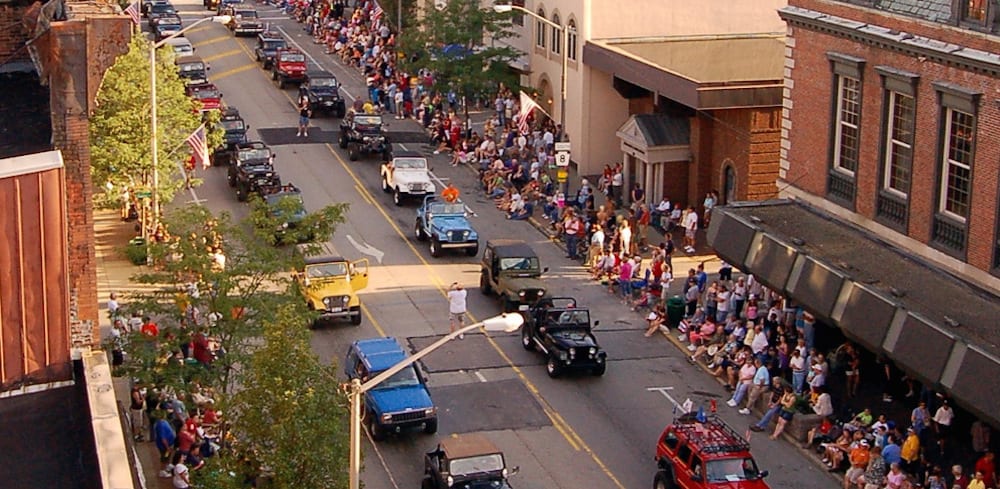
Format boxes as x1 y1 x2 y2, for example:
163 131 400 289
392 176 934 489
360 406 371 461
368 415 386 441
429 238 442 257
653 471 671 489
421 477 434 489
381 176 391 193
479 272 492 295
351 309 362 325
414 220 428 241
338 132 348 148
502 297 517 313
592 363 607 376
236 185 247 202
393 188 403 206
348 144 359 161
465 244 479 257
423 418 438 435
546 354 562 378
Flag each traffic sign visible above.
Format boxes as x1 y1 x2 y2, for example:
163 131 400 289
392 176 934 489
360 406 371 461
554 142 571 152
555 151 570 167
135 190 152 199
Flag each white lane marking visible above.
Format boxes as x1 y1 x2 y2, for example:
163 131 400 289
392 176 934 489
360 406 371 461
364 425 402 489
273 25 357 103
345 234 385 264
473 371 488 383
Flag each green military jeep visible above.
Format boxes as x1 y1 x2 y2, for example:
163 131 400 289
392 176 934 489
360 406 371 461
479 239 548 312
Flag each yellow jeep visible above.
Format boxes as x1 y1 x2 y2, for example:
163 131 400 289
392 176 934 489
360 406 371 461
295 243 369 326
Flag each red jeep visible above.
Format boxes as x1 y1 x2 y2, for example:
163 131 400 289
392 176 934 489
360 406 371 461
653 413 770 489
271 48 307 89
186 82 223 112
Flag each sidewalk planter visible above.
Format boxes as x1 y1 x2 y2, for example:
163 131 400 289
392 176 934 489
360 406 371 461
666 296 685 327
786 413 822 442
125 237 147 266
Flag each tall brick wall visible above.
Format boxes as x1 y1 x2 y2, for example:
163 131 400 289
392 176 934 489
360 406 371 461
0 5 32 62
695 108 781 205
782 3 1000 272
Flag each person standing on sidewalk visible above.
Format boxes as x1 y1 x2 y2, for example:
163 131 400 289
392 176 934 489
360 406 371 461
130 383 146 441
448 282 468 340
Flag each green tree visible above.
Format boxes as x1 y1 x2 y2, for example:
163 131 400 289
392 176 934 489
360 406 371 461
90 35 223 208
398 0 521 114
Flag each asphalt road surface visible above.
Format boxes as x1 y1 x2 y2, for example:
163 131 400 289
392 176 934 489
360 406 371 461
168 2 839 488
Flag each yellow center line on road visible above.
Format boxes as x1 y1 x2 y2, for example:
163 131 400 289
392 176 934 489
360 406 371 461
202 49 243 63
192 35 232 48
211 64 257 82
354 184 374 205
324 143 627 489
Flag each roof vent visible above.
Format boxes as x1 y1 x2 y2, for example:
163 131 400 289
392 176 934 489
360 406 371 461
943 316 960 328
749 216 763 224
791 237 806 246
889 287 905 298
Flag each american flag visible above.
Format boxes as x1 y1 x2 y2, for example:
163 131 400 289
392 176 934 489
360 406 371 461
517 91 540 135
123 0 140 25
371 0 384 19
186 125 210 170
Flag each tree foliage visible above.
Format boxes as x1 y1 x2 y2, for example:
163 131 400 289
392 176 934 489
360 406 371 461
248 192 350 247
398 0 521 103
91 35 224 206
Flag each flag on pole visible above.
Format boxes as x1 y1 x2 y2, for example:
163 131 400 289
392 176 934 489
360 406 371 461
517 91 541 135
372 0 384 19
186 125 210 170
123 0 140 25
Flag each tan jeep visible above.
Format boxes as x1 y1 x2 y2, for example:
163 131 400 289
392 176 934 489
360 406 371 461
295 243 368 326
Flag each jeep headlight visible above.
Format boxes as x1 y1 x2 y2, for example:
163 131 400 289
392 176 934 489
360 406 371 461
558 351 569 361
589 347 597 357
281 222 289 229
538 290 545 297
519 291 526 297
424 407 436 416
461 230 470 239
341 296 350 306
446 475 454 487
569 349 576 358
381 413 392 423
363 136 371 142
502 468 509 477
322 297 332 307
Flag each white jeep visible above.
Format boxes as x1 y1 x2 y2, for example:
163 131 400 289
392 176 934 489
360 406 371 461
380 153 436 206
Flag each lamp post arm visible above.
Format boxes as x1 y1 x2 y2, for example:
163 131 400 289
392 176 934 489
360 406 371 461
358 319 493 394
503 4 563 32
154 15 229 48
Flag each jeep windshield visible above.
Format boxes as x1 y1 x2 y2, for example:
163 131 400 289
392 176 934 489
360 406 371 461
392 157 426 170
192 87 221 99
373 365 420 389
310 77 337 88
428 203 464 215
263 40 286 50
449 453 505 476
221 119 245 131
546 309 590 327
150 3 175 14
705 457 762 482
279 53 305 63
499 257 539 272
238 148 271 162
305 262 348 278
158 16 181 25
234 9 257 17
179 62 206 73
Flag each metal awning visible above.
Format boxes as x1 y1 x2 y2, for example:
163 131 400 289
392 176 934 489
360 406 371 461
583 35 785 110
708 199 1000 428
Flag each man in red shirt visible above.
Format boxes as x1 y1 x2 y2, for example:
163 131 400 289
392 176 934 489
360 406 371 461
975 452 996 488
192 329 213 366
140 317 159 337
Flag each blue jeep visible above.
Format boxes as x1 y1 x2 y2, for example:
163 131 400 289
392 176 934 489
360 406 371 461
414 196 479 257
345 338 438 441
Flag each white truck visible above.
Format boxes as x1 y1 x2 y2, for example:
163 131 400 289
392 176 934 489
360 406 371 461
380 152 436 206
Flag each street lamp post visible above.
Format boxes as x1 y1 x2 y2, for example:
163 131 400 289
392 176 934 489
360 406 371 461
494 3 568 141
347 313 525 489
148 15 230 235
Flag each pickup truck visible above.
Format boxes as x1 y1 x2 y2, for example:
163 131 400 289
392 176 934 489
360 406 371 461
380 152 436 206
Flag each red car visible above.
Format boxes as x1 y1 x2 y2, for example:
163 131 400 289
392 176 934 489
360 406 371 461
653 413 770 489
186 83 223 112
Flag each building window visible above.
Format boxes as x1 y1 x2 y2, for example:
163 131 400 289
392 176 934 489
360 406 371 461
535 8 546 48
511 0 525 26
962 0 987 21
931 81 981 257
939 108 974 220
551 14 561 55
567 19 577 61
875 66 919 231
826 52 865 207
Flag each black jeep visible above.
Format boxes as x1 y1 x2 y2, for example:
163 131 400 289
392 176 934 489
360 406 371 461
421 434 517 489
338 112 391 161
253 31 286 70
304 70 346 118
227 141 279 201
175 55 209 86
211 107 248 166
521 297 607 377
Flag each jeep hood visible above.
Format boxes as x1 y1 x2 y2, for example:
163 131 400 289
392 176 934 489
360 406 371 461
500 276 546 291
310 87 339 97
368 385 434 414
430 215 472 233
551 330 597 348
699 480 769 489
394 170 430 183
306 278 352 298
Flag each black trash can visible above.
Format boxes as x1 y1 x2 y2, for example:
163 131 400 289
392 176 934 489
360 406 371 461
666 295 685 328
126 237 147 265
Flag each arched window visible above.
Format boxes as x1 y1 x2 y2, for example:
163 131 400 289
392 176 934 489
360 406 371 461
551 13 562 55
535 8 546 48
567 19 577 61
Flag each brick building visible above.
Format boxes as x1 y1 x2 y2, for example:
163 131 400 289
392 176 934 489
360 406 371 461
708 0 1000 427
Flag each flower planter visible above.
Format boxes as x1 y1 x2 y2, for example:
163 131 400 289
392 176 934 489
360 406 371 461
785 413 822 442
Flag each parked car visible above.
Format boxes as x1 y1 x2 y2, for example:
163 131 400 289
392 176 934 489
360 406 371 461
380 152 435 206
414 195 478 257
294 242 368 325
342 112 392 161
521 297 607 377
479 239 547 312
303 70 346 118
421 434 518 489
345 337 437 440
253 31 287 70
653 413 771 489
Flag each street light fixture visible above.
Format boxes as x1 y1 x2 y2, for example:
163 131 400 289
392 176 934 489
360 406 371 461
148 15 231 235
493 2 568 141
347 312 525 489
